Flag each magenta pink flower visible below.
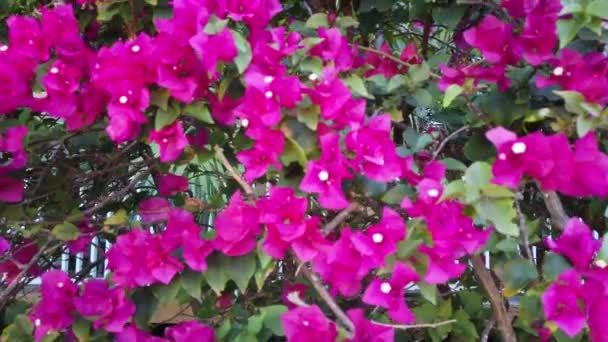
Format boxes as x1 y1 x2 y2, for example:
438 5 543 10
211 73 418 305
158 173 189 196
363 262 419 323
187 128 209 150
281 305 337 342
31 271 78 341
164 321 215 341
116 325 168 342
213 192 261 256
163 208 214 271
190 28 238 76
351 207 406 269
0 240 41 283
7 15 50 61
0 237 9 254
258 187 307 259
138 197 172 224
313 229 371 296
40 5 80 48
300 132 352 210
309 27 354 72
0 53 35 114
515 14 558 66
546 218 600 270
106 228 182 287
74 280 135 333
463 15 519 65
346 114 402 182
226 0 282 29
364 43 400 78
149 121 189 163
542 269 587 337
305 68 352 121
346 309 394 342
237 128 285 182
419 246 467 284
438 64 511 92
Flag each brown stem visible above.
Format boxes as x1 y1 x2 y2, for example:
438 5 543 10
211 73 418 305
321 202 360 236
542 191 569 231
300 264 355 336
471 255 516 342
481 317 496 342
432 125 469 159
421 15 433 58
213 145 254 197
371 319 457 330
83 170 150 216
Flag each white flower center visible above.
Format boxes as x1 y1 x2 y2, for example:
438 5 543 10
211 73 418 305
427 189 439 198
57 282 64 288
119 96 128 104
35 319 41 327
596 260 608 268
264 90 273 99
308 73 318 81
372 233 383 243
241 118 249 127
162 138 168 144
511 142 526 154
50 67 59 74
303 320 309 326
131 45 140 53
0 45 8 51
498 153 507 160
380 282 392 294
263 76 274 84
553 67 564 76
318 170 329 181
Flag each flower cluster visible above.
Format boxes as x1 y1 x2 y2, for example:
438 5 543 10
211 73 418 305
541 218 608 340
0 126 28 202
486 127 608 197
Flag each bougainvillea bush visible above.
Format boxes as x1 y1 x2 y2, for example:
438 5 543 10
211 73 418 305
1 0 608 340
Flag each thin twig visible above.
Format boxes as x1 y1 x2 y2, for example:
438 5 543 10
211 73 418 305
83 170 150 216
514 197 533 259
351 44 440 79
471 255 516 342
213 145 254 196
321 202 360 236
372 319 457 330
432 125 469 159
300 265 355 336
541 190 569 231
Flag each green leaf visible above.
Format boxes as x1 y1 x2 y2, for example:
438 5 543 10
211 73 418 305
495 238 519 253
410 88 433 107
261 305 288 336
1 315 34 342
386 75 407 92
554 90 587 115
576 115 594 137
409 62 431 83
226 253 257 293
246 315 265 335
184 102 214 124
296 105 320 130
586 0 608 19
150 89 170 111
336 16 359 29
458 290 483 317
96 3 122 21
305 13 329 28
432 6 466 29
475 198 518 236
72 316 91 341
453 310 479 339
155 106 180 130
152 277 181 303
280 136 308 167
344 74 373 99
52 222 79 241
204 15 229 34
502 258 538 291
463 134 496 162
204 253 231 294
382 184 413 205
231 30 252 74
144 0 158 5
557 17 586 48
443 84 463 107
543 252 571 280
419 283 437 305
441 158 467 171
181 269 204 301
132 288 159 327
104 209 128 228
